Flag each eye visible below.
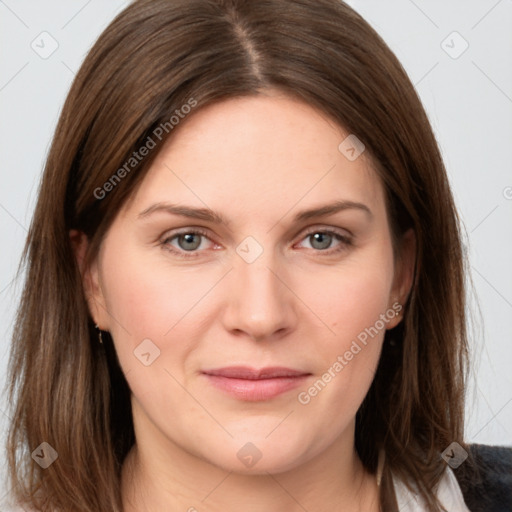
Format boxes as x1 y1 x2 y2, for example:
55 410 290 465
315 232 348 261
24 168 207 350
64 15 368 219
161 229 216 258
160 227 353 259
297 228 353 254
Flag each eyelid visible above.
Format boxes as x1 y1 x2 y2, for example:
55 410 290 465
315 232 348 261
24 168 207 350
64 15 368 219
159 227 215 257
298 224 353 239
294 225 354 253
160 224 354 258
161 226 212 240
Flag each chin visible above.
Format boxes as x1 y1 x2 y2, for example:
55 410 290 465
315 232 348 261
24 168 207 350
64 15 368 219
197 433 316 475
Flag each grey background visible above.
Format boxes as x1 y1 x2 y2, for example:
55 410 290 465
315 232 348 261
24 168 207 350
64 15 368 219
1 0 511 500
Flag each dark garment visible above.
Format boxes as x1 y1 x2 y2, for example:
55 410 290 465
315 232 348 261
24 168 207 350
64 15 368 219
378 443 512 511
453 443 512 512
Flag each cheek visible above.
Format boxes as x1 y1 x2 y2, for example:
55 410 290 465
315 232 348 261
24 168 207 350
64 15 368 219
293 247 394 401
98 249 216 422
292 279 391 441
302 252 395 342
103 239 216 321
99 245 215 371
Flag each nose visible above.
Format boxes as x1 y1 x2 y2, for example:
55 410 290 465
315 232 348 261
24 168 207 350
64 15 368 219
221 251 298 342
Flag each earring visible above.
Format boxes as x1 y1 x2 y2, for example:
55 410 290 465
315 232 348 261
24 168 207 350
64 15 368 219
376 447 385 487
94 324 103 344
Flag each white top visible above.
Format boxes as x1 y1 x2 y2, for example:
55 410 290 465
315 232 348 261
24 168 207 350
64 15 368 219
393 466 471 511
2 467 471 511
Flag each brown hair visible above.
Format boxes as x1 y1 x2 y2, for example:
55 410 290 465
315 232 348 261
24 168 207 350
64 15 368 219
6 0 474 510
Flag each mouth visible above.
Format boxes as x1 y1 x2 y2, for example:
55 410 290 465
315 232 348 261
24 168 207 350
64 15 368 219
201 366 312 401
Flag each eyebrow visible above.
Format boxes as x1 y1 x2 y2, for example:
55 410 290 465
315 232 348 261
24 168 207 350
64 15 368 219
137 200 372 226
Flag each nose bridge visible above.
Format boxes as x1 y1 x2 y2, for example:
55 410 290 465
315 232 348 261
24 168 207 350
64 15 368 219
223 237 295 340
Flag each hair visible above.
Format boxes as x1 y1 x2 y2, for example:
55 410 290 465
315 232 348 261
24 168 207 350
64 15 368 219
5 0 475 510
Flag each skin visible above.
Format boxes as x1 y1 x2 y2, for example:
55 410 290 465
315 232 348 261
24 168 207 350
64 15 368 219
71 89 415 512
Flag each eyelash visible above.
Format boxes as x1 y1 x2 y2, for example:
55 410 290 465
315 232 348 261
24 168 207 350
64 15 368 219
160 227 353 259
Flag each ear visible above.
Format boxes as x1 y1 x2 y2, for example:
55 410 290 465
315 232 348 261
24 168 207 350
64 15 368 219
386 228 416 329
69 229 110 330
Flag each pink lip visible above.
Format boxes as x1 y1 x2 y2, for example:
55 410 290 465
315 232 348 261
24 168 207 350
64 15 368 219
202 366 311 401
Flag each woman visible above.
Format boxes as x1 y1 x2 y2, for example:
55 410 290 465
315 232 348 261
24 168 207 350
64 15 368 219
4 0 510 511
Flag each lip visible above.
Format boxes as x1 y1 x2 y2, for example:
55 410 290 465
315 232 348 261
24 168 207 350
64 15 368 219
201 366 311 401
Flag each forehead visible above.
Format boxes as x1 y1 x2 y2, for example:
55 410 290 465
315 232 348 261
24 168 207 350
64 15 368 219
123 92 386 224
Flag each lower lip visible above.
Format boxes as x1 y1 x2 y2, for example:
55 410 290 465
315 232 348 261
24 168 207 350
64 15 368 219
203 374 309 401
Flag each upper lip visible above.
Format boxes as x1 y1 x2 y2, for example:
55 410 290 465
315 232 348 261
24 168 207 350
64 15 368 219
202 366 310 380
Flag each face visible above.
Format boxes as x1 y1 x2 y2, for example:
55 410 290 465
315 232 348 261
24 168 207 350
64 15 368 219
77 91 413 475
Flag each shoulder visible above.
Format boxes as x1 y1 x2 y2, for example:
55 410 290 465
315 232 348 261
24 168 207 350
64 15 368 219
393 465 471 511
453 443 512 512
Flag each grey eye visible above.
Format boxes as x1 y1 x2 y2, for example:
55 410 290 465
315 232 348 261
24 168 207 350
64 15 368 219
177 233 202 251
308 232 333 250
